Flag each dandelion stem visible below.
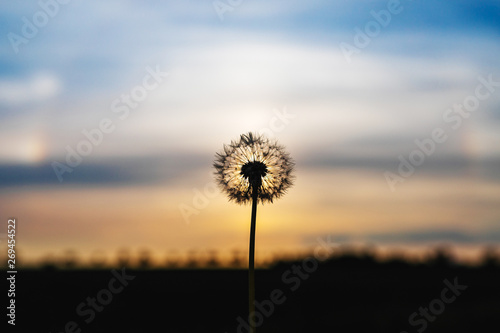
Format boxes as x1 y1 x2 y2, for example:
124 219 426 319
248 185 258 333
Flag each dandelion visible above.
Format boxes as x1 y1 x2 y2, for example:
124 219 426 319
214 132 294 332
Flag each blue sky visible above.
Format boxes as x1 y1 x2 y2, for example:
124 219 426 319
0 0 499 265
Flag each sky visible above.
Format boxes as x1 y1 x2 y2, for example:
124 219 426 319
0 0 499 266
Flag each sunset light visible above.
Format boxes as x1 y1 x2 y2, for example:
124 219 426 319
1 1 499 332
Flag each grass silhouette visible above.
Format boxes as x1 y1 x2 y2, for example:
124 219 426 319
12 248 500 332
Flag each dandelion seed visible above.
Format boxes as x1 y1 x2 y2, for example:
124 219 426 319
213 132 294 204
214 132 294 332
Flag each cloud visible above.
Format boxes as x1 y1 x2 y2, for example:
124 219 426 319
305 228 500 245
0 72 61 106
2 150 499 188
0 153 209 188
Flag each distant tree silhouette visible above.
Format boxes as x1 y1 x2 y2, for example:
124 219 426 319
165 250 180 268
229 249 245 268
427 245 454 268
39 253 57 270
116 248 132 268
205 250 220 268
481 246 500 268
138 248 152 269
89 250 107 268
185 250 200 268
62 249 79 269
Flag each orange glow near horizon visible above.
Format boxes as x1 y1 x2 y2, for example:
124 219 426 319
1 167 499 267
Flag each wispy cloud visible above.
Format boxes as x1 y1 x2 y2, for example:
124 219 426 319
305 228 500 245
0 72 61 105
0 0 498 261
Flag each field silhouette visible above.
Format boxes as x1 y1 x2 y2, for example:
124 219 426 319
10 248 500 332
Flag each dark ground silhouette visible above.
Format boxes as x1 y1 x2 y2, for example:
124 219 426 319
6 252 500 332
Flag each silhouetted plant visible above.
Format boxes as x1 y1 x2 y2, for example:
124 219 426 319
116 248 131 268
481 246 500 268
138 248 152 269
230 249 245 268
428 245 453 268
165 250 180 269
39 253 57 270
185 249 200 268
62 249 79 269
206 250 220 268
89 250 107 269
214 132 294 332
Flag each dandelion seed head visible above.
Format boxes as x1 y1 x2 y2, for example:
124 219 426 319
213 132 295 204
